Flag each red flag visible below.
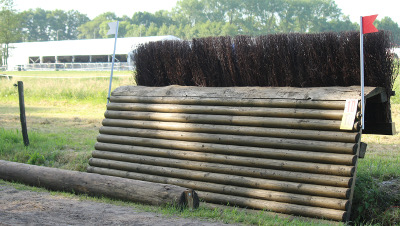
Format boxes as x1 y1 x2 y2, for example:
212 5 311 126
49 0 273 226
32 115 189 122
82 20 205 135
362 14 378 34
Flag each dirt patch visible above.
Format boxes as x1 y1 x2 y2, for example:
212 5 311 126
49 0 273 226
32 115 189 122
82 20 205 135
0 184 234 226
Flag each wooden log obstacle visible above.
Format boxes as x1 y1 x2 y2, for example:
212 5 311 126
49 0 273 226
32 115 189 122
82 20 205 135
0 160 198 208
88 85 392 222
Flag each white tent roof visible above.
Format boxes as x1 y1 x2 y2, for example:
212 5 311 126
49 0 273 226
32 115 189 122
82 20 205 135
6 35 180 70
9 35 179 56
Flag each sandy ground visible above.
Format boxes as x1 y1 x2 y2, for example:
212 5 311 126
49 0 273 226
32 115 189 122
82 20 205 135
0 184 234 226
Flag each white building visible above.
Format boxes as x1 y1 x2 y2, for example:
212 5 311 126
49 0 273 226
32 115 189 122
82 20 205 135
5 35 180 71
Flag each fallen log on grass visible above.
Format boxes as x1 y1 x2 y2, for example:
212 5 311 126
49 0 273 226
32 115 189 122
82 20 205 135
0 160 198 209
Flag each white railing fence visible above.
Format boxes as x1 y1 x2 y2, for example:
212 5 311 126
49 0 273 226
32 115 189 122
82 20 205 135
14 63 134 71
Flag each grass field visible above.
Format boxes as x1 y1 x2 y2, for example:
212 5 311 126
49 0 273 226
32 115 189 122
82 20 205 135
1 70 399 225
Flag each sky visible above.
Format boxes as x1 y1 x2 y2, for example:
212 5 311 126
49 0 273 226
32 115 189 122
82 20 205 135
12 0 400 25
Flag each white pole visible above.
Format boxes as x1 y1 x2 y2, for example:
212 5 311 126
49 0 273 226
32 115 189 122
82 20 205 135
360 16 365 130
107 21 119 104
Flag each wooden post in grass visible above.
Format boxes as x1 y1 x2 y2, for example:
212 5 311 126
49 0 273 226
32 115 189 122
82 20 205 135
16 81 29 146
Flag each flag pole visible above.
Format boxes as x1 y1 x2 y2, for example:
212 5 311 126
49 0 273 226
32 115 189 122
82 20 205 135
360 16 365 130
107 21 119 104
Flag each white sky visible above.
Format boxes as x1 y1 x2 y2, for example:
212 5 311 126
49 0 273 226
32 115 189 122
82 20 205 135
334 0 399 25
12 0 399 25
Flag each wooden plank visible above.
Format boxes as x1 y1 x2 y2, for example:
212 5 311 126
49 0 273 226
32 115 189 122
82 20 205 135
112 85 381 101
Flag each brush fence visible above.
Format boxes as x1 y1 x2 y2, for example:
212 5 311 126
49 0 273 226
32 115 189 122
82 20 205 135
88 85 382 222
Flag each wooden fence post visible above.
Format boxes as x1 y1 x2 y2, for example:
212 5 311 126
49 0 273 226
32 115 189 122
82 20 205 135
16 81 29 146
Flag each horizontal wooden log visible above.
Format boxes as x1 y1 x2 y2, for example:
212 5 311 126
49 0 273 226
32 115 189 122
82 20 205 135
88 158 350 199
99 126 357 154
104 110 361 132
106 103 346 120
86 164 348 210
96 129 357 165
111 85 378 104
197 191 346 222
0 160 195 208
92 147 353 187
110 95 347 109
87 166 346 221
202 203 342 225
96 135 355 176
102 119 360 143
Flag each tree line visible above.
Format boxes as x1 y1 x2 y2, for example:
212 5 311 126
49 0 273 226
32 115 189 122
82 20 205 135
1 0 400 65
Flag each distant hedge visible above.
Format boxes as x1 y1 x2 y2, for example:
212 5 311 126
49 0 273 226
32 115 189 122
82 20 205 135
134 31 398 95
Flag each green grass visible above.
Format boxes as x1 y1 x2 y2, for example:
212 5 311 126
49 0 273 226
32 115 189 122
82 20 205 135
1 70 399 225
0 71 134 171
0 128 93 171
392 73 400 104
1 70 131 77
350 75 400 225
0 71 135 104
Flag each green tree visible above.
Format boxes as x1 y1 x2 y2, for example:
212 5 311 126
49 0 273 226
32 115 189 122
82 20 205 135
172 0 207 26
195 21 224 37
239 0 281 34
145 22 159 36
0 0 21 66
125 24 147 37
307 0 349 32
221 22 238 36
78 12 118 39
20 9 88 41
20 8 50 41
315 15 357 32
157 23 170 36
64 10 90 40
277 0 297 32
47 9 68 41
99 20 129 38
132 11 156 27
132 10 174 27
376 17 400 46
278 0 343 33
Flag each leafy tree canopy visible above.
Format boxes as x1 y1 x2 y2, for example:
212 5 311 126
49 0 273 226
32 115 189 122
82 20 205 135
6 0 400 46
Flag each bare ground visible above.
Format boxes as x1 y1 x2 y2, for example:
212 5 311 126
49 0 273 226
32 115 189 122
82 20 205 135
0 183 234 226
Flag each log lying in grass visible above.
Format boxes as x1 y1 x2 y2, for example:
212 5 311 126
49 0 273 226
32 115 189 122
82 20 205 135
0 160 198 208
